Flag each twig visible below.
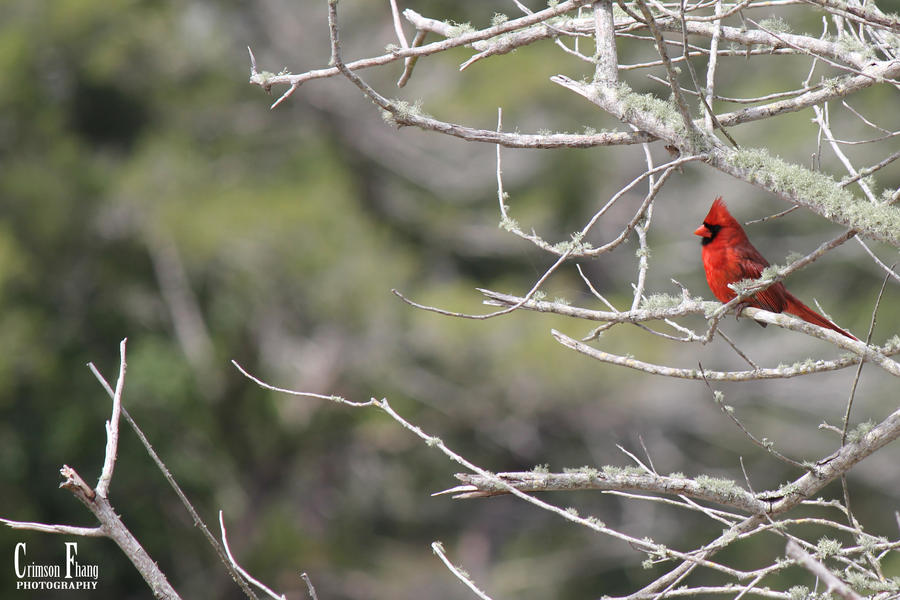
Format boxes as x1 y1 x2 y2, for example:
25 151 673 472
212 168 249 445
604 490 741 525
827 130 900 145
627 47 799 71
479 288 900 374
625 585 789 598
677 0 738 147
617 443 655 475
392 156 692 319
839 149 900 188
646 74 820 105
733 572 769 600
630 134 656 311
576 264 619 311
391 243 575 320
715 329 760 370
744 205 800 225
92 359 259 600
253 0 595 105
801 0 900 33
231 360 356 404
712 59 900 130
431 541 495 600
785 540 864 600
496 107 508 220
397 30 426 87
234 369 758 575
634 0 702 142
855 237 900 283
56 465 183 599
301 573 319 600
92 338 127 499
0 519 105 536
840 265 894 445
704 0 724 132
813 103 877 202
219 512 287 600
388 0 410 51
698 364 807 469
552 326 899 380
841 100 893 134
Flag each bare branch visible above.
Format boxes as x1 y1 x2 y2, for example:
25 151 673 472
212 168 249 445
300 573 319 600
396 30 426 87
251 0 594 101
431 541 495 600
551 327 883 381
444 469 767 513
785 540 864 600
88 359 260 600
94 338 127 499
0 519 104 537
841 264 895 444
58 466 181 599
801 0 900 33
593 0 619 84
698 366 807 469
634 0 703 143
219 512 287 600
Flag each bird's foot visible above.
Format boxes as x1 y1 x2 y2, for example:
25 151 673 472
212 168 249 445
733 301 751 320
734 301 766 327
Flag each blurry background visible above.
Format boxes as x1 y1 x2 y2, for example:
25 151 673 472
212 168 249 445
0 1 898 598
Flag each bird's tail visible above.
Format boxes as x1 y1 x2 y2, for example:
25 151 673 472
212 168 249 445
784 294 858 341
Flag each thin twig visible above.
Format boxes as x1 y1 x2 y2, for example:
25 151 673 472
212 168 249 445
397 30 426 87
91 359 259 600
813 103 877 202
634 0 702 143
92 338 127 498
551 326 900 380
704 0 723 132
677 0 738 147
855 237 900 283
232 360 356 404
432 541 495 600
841 265 894 445
715 329 760 370
0 520 105 536
839 149 900 187
785 540 864 600
698 363 808 469
388 0 410 50
744 205 800 226
219 512 287 600
300 573 319 600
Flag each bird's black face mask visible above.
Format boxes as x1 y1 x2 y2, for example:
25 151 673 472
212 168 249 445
700 222 721 246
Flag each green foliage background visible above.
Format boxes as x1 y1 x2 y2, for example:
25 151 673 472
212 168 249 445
0 1 897 599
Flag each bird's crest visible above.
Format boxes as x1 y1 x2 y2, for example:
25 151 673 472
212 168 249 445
703 197 740 228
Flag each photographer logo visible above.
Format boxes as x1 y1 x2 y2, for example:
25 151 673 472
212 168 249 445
14 542 99 591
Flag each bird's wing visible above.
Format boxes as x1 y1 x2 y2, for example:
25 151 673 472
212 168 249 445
734 248 787 313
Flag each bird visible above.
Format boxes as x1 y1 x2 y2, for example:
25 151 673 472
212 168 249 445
694 197 857 340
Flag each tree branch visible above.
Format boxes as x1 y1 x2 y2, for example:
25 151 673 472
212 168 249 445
442 469 767 513
785 540 863 600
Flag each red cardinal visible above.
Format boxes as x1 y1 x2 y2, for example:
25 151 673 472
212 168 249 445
694 197 857 340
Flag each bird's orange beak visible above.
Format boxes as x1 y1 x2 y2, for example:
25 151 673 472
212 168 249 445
693 224 710 238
